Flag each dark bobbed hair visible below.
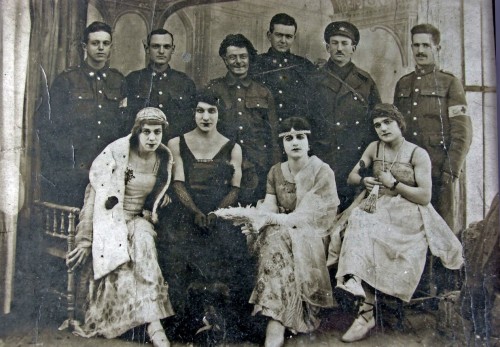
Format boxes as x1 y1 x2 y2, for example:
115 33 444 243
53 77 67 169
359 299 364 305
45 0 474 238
218 34 258 62
147 28 174 46
83 21 112 44
194 89 226 118
411 23 440 45
130 118 168 149
370 103 406 133
277 117 312 153
269 13 297 33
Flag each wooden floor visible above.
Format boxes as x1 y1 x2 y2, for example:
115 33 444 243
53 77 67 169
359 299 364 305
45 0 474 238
0 304 470 347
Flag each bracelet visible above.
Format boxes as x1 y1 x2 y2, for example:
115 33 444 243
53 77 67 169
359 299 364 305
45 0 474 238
390 179 400 191
359 177 365 186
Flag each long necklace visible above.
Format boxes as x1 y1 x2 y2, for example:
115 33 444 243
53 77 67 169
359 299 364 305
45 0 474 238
382 138 405 172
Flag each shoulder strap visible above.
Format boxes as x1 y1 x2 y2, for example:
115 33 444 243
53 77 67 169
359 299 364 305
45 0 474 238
376 141 381 158
409 145 418 165
323 68 368 105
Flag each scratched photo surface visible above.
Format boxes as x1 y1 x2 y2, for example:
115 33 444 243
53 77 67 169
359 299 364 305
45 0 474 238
0 0 498 346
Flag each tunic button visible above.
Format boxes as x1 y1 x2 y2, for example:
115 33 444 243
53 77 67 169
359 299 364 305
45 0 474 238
284 59 288 63
159 104 163 108
407 111 411 114
98 90 103 94
239 126 243 130
238 112 242 115
413 102 417 106
278 90 283 94
264 144 267 148
158 91 163 95
98 121 101 124
89 72 94 77
97 135 101 139
413 117 417 120
413 132 417 136
337 146 340 150
400 93 404 96
179 96 183 100
78 96 82 99
417 76 422 80
97 77 101 80
354 96 358 100
355 121 359 124
240 140 244 144
257 103 260 106
415 88 419 92
431 92 436 95
279 64 282 67
238 98 242 102
358 146 361 149
237 85 241 89
98 105 102 108
440 140 443 144
279 118 282 122
136 95 140 98
279 104 283 108
336 122 340 126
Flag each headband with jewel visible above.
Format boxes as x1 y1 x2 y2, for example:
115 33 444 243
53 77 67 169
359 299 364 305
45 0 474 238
135 107 168 125
278 130 311 138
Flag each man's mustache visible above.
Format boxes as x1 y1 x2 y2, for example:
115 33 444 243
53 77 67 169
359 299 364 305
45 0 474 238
335 51 345 55
416 53 427 58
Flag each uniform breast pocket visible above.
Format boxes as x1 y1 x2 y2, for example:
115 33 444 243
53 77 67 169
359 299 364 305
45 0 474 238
245 97 269 119
69 89 93 101
103 87 122 102
420 87 447 114
427 133 446 148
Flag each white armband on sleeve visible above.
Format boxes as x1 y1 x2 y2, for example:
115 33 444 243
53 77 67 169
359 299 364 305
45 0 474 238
448 104 468 118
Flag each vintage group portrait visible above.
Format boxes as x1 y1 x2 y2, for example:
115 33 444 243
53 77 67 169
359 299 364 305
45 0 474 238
0 0 497 346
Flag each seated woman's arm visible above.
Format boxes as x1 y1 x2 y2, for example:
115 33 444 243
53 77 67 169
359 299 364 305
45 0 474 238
216 144 243 209
66 184 94 270
167 137 207 228
378 147 432 205
347 142 381 191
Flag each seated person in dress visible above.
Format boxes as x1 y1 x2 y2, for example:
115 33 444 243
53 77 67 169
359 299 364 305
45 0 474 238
329 103 463 343
242 117 340 347
164 90 255 344
67 107 174 347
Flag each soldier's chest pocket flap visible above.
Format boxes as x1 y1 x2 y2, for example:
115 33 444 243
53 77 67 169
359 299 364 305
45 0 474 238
420 87 447 98
396 88 412 98
69 89 94 101
103 87 123 101
245 97 269 110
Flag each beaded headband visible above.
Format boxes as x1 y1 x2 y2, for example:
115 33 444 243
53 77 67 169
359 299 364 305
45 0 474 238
278 130 311 138
135 107 168 125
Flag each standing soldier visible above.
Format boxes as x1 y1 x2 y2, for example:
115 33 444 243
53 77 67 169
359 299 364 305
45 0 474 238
312 21 381 211
253 13 315 124
394 24 472 233
206 34 278 204
42 21 128 207
126 28 196 141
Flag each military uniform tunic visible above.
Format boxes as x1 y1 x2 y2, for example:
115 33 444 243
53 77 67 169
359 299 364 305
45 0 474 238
126 65 196 140
253 48 316 122
206 73 278 202
42 62 128 207
312 60 381 210
394 64 472 231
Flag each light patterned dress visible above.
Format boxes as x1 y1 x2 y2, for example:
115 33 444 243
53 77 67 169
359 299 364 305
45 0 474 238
336 142 463 302
76 167 174 338
249 156 339 333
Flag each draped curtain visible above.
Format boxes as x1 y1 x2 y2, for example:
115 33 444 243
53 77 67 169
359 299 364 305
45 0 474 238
0 0 87 314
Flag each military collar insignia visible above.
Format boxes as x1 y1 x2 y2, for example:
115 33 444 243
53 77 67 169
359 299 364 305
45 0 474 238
415 64 436 76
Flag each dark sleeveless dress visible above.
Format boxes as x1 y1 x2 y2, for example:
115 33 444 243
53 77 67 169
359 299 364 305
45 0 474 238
159 135 256 342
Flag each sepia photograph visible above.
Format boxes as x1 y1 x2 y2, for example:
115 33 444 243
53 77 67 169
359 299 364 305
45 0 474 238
0 0 498 346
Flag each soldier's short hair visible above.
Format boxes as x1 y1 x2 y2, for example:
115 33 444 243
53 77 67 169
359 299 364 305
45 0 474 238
83 21 112 44
218 34 258 61
269 13 297 33
147 28 174 46
370 104 406 133
411 24 441 45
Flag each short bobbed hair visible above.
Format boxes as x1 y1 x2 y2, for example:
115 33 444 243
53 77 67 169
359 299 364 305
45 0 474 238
370 103 406 133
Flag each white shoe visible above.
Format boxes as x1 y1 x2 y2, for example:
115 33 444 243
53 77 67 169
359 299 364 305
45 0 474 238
341 304 375 342
336 276 366 298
